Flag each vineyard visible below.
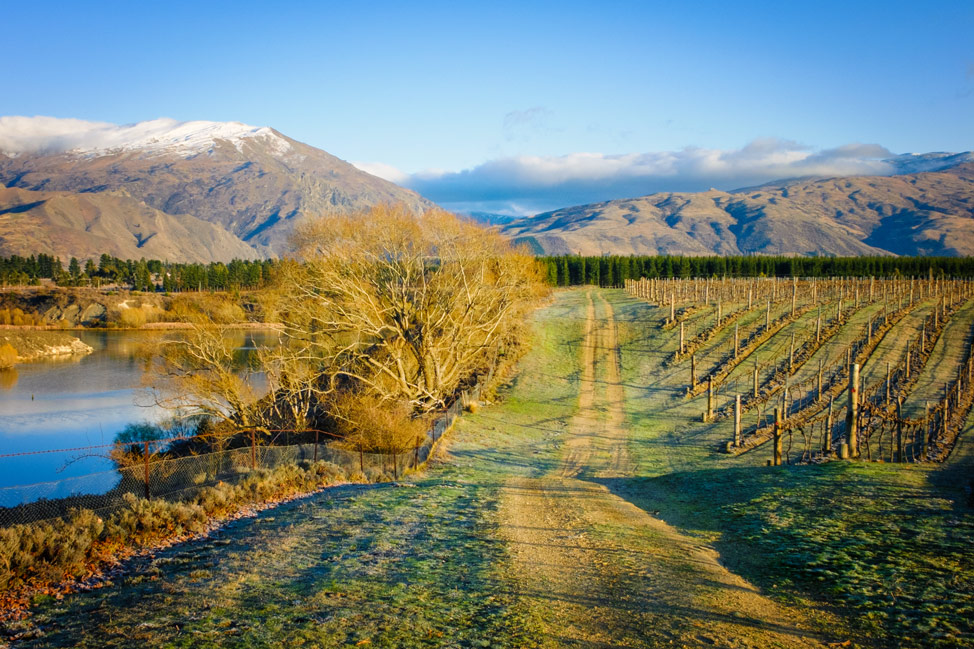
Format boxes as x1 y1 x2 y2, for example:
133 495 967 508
5 284 973 648
625 275 974 468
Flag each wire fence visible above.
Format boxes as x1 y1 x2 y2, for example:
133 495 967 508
0 382 483 529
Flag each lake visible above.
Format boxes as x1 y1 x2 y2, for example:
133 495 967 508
0 329 277 505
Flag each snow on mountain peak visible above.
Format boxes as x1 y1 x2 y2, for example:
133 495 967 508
0 116 291 158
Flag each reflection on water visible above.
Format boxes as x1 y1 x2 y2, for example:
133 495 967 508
0 368 16 391
0 329 277 498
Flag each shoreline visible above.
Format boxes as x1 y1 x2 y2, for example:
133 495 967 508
0 322 284 332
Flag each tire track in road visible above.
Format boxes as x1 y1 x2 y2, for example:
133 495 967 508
498 289 831 648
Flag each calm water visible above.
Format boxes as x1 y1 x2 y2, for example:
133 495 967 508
0 330 276 503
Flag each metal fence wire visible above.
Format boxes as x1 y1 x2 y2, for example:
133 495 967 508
0 382 482 529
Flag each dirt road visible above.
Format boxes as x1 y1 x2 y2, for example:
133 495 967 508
498 291 832 648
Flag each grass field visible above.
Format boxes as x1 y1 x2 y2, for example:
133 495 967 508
10 287 974 649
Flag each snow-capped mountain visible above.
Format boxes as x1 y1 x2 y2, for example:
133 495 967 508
0 117 291 159
0 117 433 259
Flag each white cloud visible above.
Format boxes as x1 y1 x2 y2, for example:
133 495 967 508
384 138 942 215
350 160 409 184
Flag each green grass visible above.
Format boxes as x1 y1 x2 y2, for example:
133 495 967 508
11 287 974 648
14 292 585 649
615 461 974 648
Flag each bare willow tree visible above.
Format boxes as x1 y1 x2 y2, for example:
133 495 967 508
148 324 271 442
277 204 544 412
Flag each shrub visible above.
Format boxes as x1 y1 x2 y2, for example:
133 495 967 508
118 307 147 328
0 450 373 603
0 343 17 369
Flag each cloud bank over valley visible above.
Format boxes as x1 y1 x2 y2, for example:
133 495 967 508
356 139 970 216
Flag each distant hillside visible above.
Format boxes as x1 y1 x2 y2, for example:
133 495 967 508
0 117 434 259
502 161 974 257
0 186 259 263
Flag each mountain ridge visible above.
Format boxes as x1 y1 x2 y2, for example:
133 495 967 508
0 117 434 259
501 161 974 257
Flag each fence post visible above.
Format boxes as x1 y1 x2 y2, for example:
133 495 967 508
680 320 685 356
789 332 795 372
765 300 771 330
825 396 834 452
753 362 759 398
895 398 904 463
886 362 891 406
144 441 151 500
846 362 860 458
251 429 257 470
817 359 823 402
773 408 783 466
923 402 930 458
706 376 714 422
734 394 742 446
734 323 739 359
691 354 697 388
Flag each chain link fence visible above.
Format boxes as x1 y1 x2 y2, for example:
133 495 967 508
0 382 483 529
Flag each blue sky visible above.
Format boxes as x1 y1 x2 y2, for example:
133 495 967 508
4 0 973 214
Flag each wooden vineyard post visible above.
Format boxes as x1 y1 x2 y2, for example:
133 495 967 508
765 300 771 330
825 396 834 453
816 309 822 343
782 387 789 418
905 343 912 379
734 323 739 359
670 293 675 324
895 398 904 463
836 298 842 323
846 362 860 458
734 394 742 446
753 362 759 398
886 362 891 406
705 376 714 422
691 354 697 388
791 278 797 317
144 441 151 500
717 298 722 326
773 408 783 466
817 359 824 402
680 321 685 355
867 316 872 345
789 332 796 373
921 321 926 354
923 401 930 459
748 287 752 309
943 383 950 439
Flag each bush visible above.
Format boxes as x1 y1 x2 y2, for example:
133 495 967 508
118 307 147 328
0 343 17 369
0 452 371 604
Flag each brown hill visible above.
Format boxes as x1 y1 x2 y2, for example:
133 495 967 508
502 163 974 257
0 120 433 256
0 186 260 263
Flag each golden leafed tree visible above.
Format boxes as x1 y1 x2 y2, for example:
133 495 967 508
277 204 544 411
